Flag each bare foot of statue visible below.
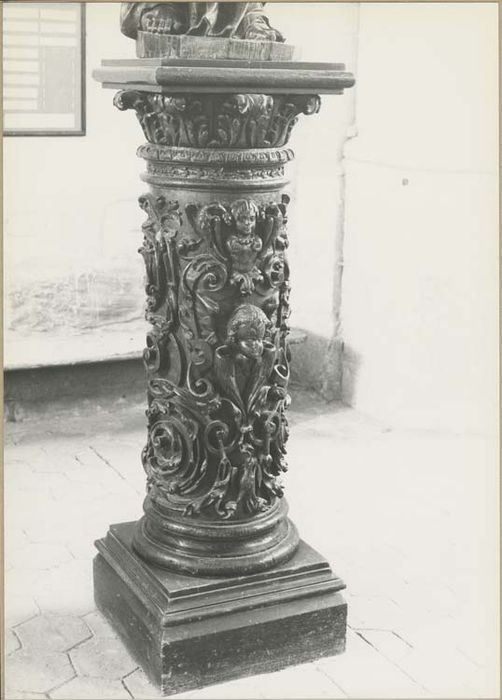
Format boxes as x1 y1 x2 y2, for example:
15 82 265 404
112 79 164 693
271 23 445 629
243 14 284 42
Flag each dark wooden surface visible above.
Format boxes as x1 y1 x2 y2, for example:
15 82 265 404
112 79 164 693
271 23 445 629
135 32 298 61
91 51 354 694
93 59 355 95
120 125 307 574
94 521 347 695
101 58 346 69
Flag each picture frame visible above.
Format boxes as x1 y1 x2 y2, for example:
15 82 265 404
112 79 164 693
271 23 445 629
3 2 86 137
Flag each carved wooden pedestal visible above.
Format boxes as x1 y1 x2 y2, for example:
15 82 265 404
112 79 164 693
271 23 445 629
95 523 346 695
93 53 354 695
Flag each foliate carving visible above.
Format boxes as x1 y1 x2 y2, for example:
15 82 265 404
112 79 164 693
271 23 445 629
114 91 321 148
138 194 181 327
137 144 295 165
138 144 295 186
144 163 286 185
139 192 292 521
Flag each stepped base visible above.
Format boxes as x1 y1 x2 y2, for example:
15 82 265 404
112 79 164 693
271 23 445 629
131 498 300 577
94 521 347 696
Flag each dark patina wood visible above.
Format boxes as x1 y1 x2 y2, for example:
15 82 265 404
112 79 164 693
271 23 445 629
95 522 347 695
135 32 298 61
93 9 354 693
94 59 355 94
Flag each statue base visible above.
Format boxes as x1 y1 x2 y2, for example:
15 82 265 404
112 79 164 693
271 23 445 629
94 522 347 696
136 31 299 61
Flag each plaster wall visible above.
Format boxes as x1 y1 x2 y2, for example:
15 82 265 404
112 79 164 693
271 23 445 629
341 3 499 434
4 3 145 347
4 3 358 382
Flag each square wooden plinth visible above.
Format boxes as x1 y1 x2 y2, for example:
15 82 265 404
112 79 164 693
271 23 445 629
94 522 347 696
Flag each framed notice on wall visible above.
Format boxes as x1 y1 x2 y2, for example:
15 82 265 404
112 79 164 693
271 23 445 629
3 2 86 136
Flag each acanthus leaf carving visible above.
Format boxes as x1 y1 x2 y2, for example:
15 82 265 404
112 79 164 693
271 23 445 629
115 91 321 149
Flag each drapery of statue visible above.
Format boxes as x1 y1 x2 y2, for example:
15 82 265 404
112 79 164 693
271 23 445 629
120 2 284 42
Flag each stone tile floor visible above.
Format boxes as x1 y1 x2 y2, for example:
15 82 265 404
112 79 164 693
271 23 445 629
4 390 499 699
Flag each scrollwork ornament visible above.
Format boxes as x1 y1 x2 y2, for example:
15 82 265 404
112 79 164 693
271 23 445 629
138 191 293 521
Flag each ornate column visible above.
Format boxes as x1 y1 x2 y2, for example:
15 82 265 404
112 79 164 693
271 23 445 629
93 20 354 696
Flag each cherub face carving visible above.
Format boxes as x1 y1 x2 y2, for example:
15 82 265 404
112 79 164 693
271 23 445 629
226 304 269 360
230 199 259 238
236 324 263 360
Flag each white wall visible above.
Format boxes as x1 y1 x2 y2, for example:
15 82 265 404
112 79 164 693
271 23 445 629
4 3 145 364
4 3 357 370
341 3 499 434
266 3 358 338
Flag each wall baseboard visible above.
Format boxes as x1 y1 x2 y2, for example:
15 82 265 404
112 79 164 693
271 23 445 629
4 329 342 422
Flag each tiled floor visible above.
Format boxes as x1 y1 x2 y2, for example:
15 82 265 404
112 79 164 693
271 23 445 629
4 390 499 699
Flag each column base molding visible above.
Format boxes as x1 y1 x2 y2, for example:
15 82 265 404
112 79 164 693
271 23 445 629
132 498 300 577
94 521 347 696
